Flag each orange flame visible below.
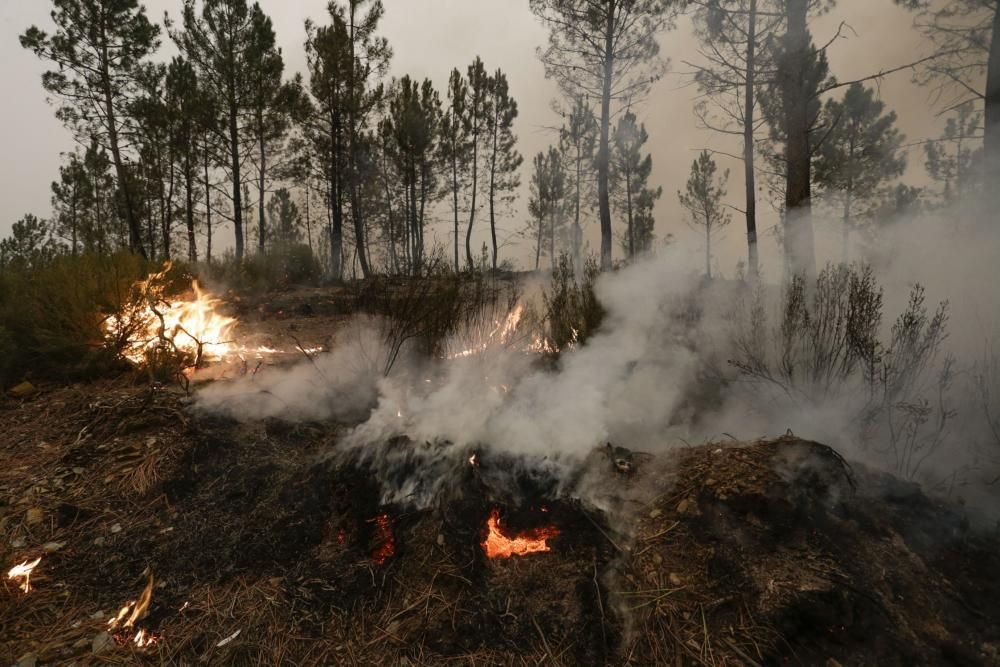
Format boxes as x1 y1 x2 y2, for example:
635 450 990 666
482 509 559 559
7 557 42 593
370 514 396 564
105 263 237 365
108 574 160 648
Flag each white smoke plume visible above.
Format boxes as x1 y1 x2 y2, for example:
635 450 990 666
194 196 1000 515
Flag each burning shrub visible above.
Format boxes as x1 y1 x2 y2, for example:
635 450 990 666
357 261 521 374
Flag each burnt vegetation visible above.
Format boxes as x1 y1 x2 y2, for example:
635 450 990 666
3 0 1000 666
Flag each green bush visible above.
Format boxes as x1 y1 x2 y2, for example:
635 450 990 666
0 252 154 386
543 253 605 351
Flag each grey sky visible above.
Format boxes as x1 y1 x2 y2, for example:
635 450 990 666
0 0 942 273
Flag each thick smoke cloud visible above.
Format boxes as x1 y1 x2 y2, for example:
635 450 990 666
195 196 1000 516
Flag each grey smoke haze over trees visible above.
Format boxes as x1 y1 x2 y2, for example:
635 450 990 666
4 0 993 275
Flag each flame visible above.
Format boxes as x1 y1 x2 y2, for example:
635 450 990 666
482 509 559 559
447 304 526 359
108 574 160 648
7 557 42 593
370 514 396 564
105 263 236 365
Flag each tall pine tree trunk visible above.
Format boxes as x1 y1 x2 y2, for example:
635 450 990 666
229 86 245 263
489 112 499 271
782 0 816 279
452 151 460 272
185 157 197 263
597 4 615 271
985 2 1000 185
744 0 760 278
204 149 213 264
258 114 267 255
466 121 480 270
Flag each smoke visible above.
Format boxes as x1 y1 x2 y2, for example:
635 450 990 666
193 195 1000 515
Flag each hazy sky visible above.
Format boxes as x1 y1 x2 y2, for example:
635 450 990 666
0 0 941 273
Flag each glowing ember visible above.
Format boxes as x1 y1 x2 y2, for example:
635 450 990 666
469 453 478 466
7 557 41 593
370 514 396 564
482 509 559 559
108 574 160 648
105 263 236 365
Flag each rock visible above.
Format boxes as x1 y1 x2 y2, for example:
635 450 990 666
90 610 107 620
11 535 27 548
92 631 114 654
42 541 65 553
669 572 683 586
26 507 44 525
649 508 663 519
110 523 122 534
15 652 37 667
436 533 445 546
676 498 700 517
10 381 36 398
93 537 105 547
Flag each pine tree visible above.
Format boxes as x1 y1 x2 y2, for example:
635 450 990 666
21 0 161 258
464 57 492 270
385 76 442 275
814 83 906 260
440 69 471 273
171 0 258 263
924 101 984 204
531 0 678 270
611 111 661 260
51 152 90 256
484 70 523 270
558 98 599 271
679 151 731 280
341 0 392 278
527 147 568 270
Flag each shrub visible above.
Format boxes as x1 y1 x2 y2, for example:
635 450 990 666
0 252 153 386
730 263 953 480
542 253 605 351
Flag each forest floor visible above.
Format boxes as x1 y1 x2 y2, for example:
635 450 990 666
2 286 1000 666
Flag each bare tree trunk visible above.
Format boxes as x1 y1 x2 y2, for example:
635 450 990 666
626 170 634 259
536 215 543 271
489 110 499 271
744 0 760 279
203 149 213 264
597 4 615 271
229 86 245 263
781 0 816 280
985 2 1000 185
573 145 583 271
452 149 460 272
258 115 267 255
185 157 197 263
466 117 480 270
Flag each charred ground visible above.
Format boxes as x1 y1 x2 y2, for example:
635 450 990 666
1 288 999 666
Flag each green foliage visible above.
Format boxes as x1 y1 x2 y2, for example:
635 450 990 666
814 83 907 223
611 110 662 258
0 252 152 387
678 151 731 279
527 147 568 270
543 253 605 351
206 245 320 292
